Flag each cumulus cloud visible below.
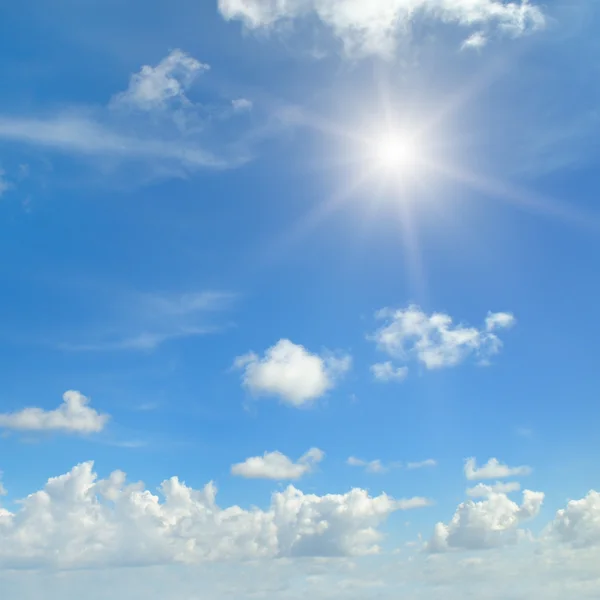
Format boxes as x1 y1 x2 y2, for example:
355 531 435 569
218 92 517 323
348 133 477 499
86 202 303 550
0 461 431 568
111 50 209 111
467 482 521 498
428 489 544 552
465 458 532 481
218 0 545 58
370 306 515 372
461 31 488 50
231 448 325 480
546 491 600 548
0 391 109 434
234 339 351 407
371 362 408 382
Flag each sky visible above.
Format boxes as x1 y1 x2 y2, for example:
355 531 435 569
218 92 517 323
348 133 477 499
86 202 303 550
1 0 600 597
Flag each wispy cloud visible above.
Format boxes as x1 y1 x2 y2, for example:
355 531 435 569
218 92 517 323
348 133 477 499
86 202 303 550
60 290 235 352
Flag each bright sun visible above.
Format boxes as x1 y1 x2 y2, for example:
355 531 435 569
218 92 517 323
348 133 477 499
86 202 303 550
370 131 420 173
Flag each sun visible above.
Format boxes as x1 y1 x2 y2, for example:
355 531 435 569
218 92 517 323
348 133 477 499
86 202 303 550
369 131 420 173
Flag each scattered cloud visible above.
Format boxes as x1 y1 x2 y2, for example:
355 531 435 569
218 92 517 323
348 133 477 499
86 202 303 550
218 0 545 58
110 50 209 111
0 168 10 197
234 339 351 407
0 461 430 568
370 306 515 373
465 458 532 481
347 457 390 474
467 481 521 498
407 459 437 470
371 362 408 382
232 98 253 112
0 391 109 434
231 448 325 480
428 489 544 552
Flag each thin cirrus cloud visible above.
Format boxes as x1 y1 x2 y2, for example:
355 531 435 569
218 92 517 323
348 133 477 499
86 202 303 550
218 0 545 58
0 391 109 434
60 290 235 352
347 457 436 473
234 339 351 407
370 305 515 377
0 50 254 174
231 448 325 480
464 457 532 481
0 461 431 568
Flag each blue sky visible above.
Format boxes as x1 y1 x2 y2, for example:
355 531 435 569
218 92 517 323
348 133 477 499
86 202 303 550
1 0 600 597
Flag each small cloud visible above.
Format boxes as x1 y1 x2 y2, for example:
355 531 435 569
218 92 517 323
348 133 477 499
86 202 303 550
464 457 532 481
0 391 109 434
0 169 11 197
371 362 408 382
407 459 437 470
231 448 324 480
347 457 401 474
461 31 488 51
234 339 351 407
111 50 209 112
232 98 253 112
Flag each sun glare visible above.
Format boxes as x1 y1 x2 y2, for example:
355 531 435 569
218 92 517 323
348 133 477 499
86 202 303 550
369 131 421 175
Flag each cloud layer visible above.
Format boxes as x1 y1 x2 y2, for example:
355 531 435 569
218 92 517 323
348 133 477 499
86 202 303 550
0 461 429 568
218 0 545 57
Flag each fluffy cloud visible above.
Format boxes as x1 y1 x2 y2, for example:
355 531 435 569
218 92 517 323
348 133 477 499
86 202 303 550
371 306 515 372
218 0 545 58
546 491 600 548
465 458 532 481
461 30 488 50
428 489 544 552
0 391 109 434
111 50 209 111
234 339 351 407
467 481 521 497
371 362 408 382
0 461 430 568
231 448 325 480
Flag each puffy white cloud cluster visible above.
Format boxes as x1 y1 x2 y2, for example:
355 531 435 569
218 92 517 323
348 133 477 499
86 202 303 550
235 339 351 407
0 391 109 434
370 306 515 374
218 0 545 58
546 490 600 548
0 462 430 568
466 481 521 497
428 489 544 552
231 448 325 480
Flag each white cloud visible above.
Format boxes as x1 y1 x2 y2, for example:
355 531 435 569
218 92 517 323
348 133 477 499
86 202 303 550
235 339 351 407
218 0 545 58
232 98 253 111
347 457 389 474
371 362 408 382
467 482 521 497
428 489 544 552
231 448 325 480
370 306 515 371
461 31 487 50
0 461 430 568
465 458 532 481
407 459 438 470
0 391 109 434
111 50 209 111
546 491 600 548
